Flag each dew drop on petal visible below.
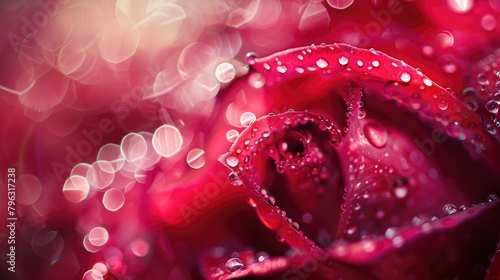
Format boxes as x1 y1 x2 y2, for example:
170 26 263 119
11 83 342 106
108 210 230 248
442 203 457 215
486 100 499 114
215 62 236 83
423 77 433 87
291 221 300 231
372 60 380 67
316 58 328 68
438 100 449 111
245 52 258 65
226 156 239 167
363 122 388 148
338 56 349 66
186 148 206 169
400 72 411 83
266 196 276 205
228 171 243 186
240 112 256 127
276 65 288 74
488 193 498 202
356 60 363 67
225 258 244 272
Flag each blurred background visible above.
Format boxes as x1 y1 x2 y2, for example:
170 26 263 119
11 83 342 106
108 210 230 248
0 0 499 279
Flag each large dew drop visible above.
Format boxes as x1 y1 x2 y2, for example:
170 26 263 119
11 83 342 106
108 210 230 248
316 58 328 68
338 56 349 66
363 122 388 148
225 156 239 167
228 172 243 186
225 258 244 272
442 203 457 215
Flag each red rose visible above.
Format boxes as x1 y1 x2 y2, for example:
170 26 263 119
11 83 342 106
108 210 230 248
1 1 499 280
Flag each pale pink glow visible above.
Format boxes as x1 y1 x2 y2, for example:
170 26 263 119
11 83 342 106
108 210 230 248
92 262 108 276
152 124 183 157
447 0 474 13
130 238 150 257
97 18 140 64
16 174 42 206
435 31 455 48
240 111 256 127
83 234 100 253
226 129 240 143
299 2 330 31
326 0 355 10
97 143 126 172
121 133 148 162
63 175 91 203
102 188 125 212
88 227 109 247
132 132 161 170
71 163 92 177
58 42 87 76
216 62 236 83
86 160 115 189
18 39 54 79
82 269 103 280
186 148 206 169
177 43 216 80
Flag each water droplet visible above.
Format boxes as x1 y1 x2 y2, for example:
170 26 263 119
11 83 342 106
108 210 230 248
240 112 256 127
228 172 243 186
266 196 276 205
459 205 468 211
487 194 498 202
477 73 488 85
423 77 433 87
263 63 270 71
295 67 305 73
215 62 236 83
393 185 408 199
363 122 388 148
257 251 269 262
297 55 304 60
226 156 239 167
338 56 349 66
291 221 300 231
225 258 244 272
277 65 288 74
316 58 328 68
442 203 457 215
372 60 380 67
438 100 449 111
486 100 499 114
400 72 411 83
245 52 258 65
